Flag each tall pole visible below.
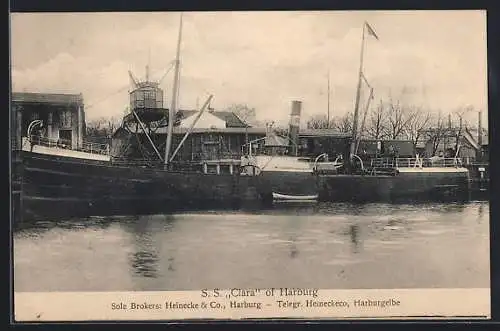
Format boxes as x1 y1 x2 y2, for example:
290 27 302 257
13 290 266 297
349 23 366 162
327 70 330 128
146 47 151 82
164 13 183 167
245 124 249 155
478 110 483 146
356 87 374 154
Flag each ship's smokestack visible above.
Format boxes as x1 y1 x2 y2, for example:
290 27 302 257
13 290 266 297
289 100 302 156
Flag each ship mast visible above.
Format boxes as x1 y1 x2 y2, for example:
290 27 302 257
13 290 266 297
146 47 151 82
164 13 183 168
349 23 366 162
349 21 378 169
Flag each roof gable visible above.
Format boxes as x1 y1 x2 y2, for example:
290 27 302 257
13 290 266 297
176 109 248 128
210 111 248 128
180 111 227 129
177 109 197 119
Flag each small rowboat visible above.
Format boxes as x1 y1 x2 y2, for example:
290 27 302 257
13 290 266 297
272 192 318 201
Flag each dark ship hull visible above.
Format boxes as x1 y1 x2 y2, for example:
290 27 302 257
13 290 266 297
317 168 471 203
12 150 268 223
11 150 474 224
251 155 471 204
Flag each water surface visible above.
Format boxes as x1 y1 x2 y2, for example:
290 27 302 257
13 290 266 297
14 201 490 291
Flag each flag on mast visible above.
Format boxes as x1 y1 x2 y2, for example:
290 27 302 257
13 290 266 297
365 21 379 40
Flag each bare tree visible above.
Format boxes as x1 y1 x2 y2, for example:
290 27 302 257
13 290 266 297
224 103 259 154
305 112 352 133
332 112 354 133
86 115 122 143
423 113 448 156
385 100 413 140
404 105 432 148
224 103 259 126
306 114 332 129
366 100 388 139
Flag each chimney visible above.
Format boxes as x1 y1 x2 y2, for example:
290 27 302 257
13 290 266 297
288 100 302 156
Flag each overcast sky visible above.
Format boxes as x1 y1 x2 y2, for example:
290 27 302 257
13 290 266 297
10 10 487 127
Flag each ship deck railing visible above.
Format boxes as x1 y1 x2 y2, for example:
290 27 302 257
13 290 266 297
109 158 242 175
189 152 243 162
109 158 162 168
27 135 110 156
369 157 463 169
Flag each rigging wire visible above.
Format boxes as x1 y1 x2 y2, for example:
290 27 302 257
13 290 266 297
157 60 176 85
85 85 131 110
85 61 176 110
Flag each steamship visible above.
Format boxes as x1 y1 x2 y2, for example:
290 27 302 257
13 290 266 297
11 14 274 223
11 18 477 223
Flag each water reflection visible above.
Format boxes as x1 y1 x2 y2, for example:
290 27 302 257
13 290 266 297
283 215 302 259
121 215 177 279
478 203 487 223
289 235 299 259
348 224 361 254
13 201 489 291
13 216 115 237
262 201 469 219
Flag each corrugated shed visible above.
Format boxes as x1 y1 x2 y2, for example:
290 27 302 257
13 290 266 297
382 140 415 157
358 140 380 155
416 141 426 149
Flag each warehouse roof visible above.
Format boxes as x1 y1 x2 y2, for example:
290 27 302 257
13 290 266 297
12 92 84 106
298 128 351 138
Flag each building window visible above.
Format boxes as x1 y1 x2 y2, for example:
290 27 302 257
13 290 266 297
60 109 72 128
